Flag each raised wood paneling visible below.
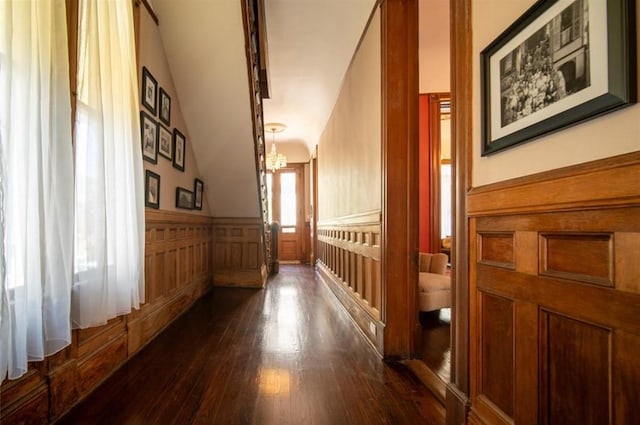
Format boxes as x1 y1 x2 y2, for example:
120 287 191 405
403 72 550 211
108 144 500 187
540 312 611 425
0 210 213 423
317 211 383 352
540 233 614 286
480 293 514 417
478 232 514 269
211 217 267 288
467 153 640 425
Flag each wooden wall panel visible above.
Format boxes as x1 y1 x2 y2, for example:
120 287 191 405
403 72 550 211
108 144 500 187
467 153 640 425
540 312 611 425
211 217 267 288
317 211 383 353
0 210 213 423
480 293 514 418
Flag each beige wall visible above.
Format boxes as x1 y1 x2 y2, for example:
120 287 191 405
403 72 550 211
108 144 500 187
419 0 450 93
318 10 381 220
473 0 640 186
139 7 210 215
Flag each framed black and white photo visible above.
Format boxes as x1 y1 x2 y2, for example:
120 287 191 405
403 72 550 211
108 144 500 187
140 111 158 164
141 67 157 115
145 170 160 209
173 129 186 171
194 178 204 210
481 0 636 156
159 88 171 126
175 187 194 209
158 125 172 160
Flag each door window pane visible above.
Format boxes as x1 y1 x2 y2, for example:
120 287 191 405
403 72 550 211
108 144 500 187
266 173 273 223
280 172 296 227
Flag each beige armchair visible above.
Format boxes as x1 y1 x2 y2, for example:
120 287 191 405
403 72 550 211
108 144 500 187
418 252 451 312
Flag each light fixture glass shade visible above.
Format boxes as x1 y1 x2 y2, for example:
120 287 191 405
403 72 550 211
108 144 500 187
264 123 287 172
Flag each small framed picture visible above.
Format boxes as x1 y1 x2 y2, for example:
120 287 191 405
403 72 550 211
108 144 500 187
159 88 171 126
140 111 158 164
194 178 204 210
158 125 172 160
175 187 194 209
145 170 160 209
141 67 157 114
173 129 186 171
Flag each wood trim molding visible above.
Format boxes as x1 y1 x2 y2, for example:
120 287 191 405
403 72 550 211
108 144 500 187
380 0 419 360
145 209 214 224
318 210 382 227
140 0 158 25
450 0 473 409
468 151 640 216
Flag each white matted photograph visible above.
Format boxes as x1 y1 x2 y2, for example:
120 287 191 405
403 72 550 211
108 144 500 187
173 128 186 171
141 67 157 114
481 0 636 155
158 125 172 160
140 111 158 164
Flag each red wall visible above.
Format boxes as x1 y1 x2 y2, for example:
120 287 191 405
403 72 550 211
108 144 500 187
418 94 431 253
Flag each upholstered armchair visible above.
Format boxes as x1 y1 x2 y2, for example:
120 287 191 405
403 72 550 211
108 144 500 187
418 252 451 312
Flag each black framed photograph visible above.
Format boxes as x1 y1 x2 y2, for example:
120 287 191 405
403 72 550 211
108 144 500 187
194 178 204 210
175 187 194 209
481 0 636 156
173 129 186 171
140 111 158 164
159 88 171 126
145 170 160 209
158 125 172 160
141 67 157 115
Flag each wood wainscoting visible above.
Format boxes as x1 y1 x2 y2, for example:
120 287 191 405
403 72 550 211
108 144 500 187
0 210 213 423
316 211 384 353
212 217 268 288
466 152 640 425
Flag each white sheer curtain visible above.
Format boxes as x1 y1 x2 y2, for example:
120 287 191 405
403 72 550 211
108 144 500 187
0 0 74 381
72 0 145 328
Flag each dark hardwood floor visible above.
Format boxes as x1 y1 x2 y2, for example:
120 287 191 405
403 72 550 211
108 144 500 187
58 265 445 425
419 309 451 384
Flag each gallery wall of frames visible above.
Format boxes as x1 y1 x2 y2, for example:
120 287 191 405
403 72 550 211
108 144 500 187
140 66 206 213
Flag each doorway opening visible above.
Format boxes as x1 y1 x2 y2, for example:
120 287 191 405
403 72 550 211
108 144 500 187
413 0 454 402
267 163 307 263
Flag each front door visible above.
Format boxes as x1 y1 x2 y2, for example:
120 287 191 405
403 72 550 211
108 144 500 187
268 164 304 262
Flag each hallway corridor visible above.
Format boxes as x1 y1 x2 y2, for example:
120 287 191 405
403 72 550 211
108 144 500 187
59 265 444 424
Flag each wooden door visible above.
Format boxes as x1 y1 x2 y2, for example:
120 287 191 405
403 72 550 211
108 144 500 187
270 164 305 262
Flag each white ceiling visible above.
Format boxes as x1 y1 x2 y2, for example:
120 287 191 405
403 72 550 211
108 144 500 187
262 0 376 153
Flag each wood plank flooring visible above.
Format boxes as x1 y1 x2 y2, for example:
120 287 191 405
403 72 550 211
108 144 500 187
419 309 451 383
58 265 444 425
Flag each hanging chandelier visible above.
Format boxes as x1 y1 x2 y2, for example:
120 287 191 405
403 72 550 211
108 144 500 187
265 122 287 172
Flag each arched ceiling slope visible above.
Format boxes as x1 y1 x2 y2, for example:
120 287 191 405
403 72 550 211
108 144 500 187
262 0 377 153
152 0 259 217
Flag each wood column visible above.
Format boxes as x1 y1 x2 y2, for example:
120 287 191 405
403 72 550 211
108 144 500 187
447 0 473 422
380 0 419 359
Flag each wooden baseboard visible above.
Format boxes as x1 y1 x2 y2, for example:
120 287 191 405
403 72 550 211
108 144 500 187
317 263 384 354
213 265 267 288
446 383 471 425
403 359 446 404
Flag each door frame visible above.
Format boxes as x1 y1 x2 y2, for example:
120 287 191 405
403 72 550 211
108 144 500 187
271 163 306 262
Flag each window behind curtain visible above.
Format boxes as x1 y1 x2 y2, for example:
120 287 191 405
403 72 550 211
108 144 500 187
71 0 145 329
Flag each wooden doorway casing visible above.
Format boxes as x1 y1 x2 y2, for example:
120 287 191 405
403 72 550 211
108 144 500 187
270 163 306 262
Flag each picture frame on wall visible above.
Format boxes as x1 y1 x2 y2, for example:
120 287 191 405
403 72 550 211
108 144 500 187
481 0 636 156
140 111 158 164
175 187 194 209
159 88 171 126
173 129 186 171
194 178 204 210
145 170 160 209
158 125 173 160
141 67 158 114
